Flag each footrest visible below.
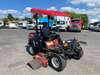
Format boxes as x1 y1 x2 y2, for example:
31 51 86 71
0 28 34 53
27 59 42 70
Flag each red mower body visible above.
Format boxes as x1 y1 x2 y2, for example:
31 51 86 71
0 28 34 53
33 53 48 67
28 32 36 39
45 39 59 49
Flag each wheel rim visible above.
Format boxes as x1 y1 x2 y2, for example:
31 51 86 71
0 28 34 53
29 47 34 54
51 57 60 68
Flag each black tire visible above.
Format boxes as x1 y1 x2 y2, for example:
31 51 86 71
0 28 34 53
73 47 84 60
26 39 39 56
77 30 81 32
49 54 66 72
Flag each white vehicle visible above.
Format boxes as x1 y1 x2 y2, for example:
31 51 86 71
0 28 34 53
52 16 71 31
0 20 4 28
27 23 36 30
18 21 27 29
8 23 18 29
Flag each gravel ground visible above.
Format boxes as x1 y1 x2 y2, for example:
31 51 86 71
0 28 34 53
0 29 100 75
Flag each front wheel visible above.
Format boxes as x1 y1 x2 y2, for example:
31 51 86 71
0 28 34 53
26 45 35 56
73 47 84 60
49 54 66 72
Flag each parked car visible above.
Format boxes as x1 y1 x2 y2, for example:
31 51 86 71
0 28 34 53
18 22 27 29
0 20 4 29
27 23 36 30
8 23 18 29
88 22 100 32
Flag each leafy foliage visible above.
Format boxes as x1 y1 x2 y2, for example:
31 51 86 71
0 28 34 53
23 17 32 24
7 13 15 21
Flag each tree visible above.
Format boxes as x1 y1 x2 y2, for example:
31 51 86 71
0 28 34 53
24 17 32 24
7 13 14 21
14 18 19 21
3 18 9 26
70 12 89 29
79 14 88 29
71 12 80 19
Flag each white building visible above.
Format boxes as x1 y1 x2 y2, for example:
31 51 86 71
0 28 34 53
53 16 71 31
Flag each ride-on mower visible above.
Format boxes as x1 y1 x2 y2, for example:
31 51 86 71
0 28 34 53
26 26 84 72
25 8 84 72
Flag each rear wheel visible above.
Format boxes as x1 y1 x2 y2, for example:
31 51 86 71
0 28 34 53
49 54 66 72
73 47 84 60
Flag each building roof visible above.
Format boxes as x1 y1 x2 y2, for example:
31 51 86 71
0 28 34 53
30 8 71 17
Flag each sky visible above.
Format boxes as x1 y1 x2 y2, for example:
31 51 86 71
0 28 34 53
0 0 100 21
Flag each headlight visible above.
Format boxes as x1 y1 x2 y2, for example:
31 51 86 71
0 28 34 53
90 25 94 27
67 40 71 43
